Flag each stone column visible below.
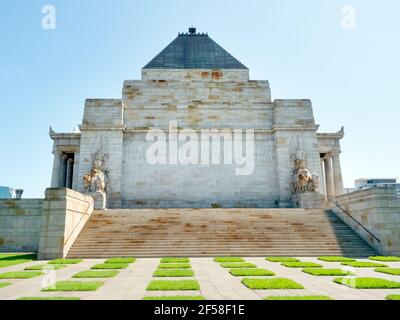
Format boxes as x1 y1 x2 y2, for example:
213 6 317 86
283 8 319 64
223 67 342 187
66 158 74 189
332 152 344 196
50 151 62 188
324 155 335 200
320 158 327 199
59 154 68 188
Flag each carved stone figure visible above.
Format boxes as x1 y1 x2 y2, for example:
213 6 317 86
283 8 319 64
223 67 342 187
83 173 92 192
82 149 109 193
291 157 320 193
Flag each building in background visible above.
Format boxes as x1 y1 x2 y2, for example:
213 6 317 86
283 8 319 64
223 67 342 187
0 186 14 199
345 178 400 196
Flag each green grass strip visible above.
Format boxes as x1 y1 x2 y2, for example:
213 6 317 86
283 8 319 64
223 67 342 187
242 278 304 289
25 264 66 271
229 268 275 277
17 297 81 300
48 259 82 265
265 257 299 262
334 277 400 289
386 294 400 300
369 256 400 262
264 295 333 300
374 268 400 275
42 281 104 291
282 262 322 268
341 261 388 268
302 268 354 276
318 256 355 262
73 270 119 278
213 257 245 263
0 271 42 279
0 254 37 268
104 257 136 264
147 280 200 291
158 263 191 269
161 258 190 263
91 263 128 270
0 282 11 289
153 269 195 277
143 296 205 300
220 262 256 268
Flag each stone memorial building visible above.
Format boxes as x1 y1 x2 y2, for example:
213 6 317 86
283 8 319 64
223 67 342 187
49 28 345 209
1 28 399 259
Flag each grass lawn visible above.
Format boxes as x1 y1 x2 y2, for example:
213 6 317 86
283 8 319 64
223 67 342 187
48 259 82 265
43 281 104 291
264 296 333 300
341 261 388 268
143 296 205 300
220 262 256 268
91 263 128 269
158 263 191 269
282 262 322 268
17 297 81 300
214 257 245 263
0 253 37 268
265 257 299 262
242 278 304 289
161 258 190 263
229 268 275 277
25 264 66 271
147 280 200 291
302 268 354 276
104 257 136 264
153 269 195 277
369 256 400 262
0 282 11 289
386 294 400 300
318 256 355 262
0 271 42 279
334 277 400 289
374 268 400 276
73 270 119 278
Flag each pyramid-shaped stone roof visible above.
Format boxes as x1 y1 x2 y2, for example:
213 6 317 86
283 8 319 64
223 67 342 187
144 28 247 70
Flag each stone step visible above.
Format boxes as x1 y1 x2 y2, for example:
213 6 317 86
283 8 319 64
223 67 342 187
67 208 376 258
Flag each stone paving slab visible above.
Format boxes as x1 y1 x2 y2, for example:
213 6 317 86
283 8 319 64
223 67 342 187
0 257 399 300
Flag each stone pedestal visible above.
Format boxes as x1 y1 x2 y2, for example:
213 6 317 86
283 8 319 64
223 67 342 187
87 191 107 210
292 192 327 209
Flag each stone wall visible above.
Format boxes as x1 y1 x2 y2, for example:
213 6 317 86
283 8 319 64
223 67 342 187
0 199 42 252
49 68 340 209
121 131 279 208
38 188 94 259
141 69 250 81
331 187 400 255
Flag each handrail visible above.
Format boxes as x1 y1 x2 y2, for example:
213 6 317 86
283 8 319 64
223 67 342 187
331 200 381 243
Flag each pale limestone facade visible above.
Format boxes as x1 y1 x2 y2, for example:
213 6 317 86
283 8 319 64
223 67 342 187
49 68 344 209
49 30 345 209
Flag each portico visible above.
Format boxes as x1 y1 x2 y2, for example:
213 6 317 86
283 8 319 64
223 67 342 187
318 129 345 200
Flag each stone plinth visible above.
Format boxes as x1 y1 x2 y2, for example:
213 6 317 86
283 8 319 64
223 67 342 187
87 191 107 210
38 188 94 260
292 192 327 209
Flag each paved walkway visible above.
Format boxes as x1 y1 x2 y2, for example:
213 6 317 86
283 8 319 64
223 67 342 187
0 257 399 300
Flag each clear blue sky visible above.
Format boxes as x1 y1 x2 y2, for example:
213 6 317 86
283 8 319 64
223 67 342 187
1 0 399 198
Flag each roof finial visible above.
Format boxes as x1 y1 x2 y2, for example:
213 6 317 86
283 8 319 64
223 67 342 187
188 26 196 35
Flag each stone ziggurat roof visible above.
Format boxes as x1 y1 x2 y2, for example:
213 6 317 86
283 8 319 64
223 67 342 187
144 27 247 70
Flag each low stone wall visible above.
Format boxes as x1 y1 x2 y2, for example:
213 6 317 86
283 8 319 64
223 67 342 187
38 188 94 259
331 187 400 255
0 199 43 252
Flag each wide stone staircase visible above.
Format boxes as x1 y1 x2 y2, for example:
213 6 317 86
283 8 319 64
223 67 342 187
66 208 376 258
